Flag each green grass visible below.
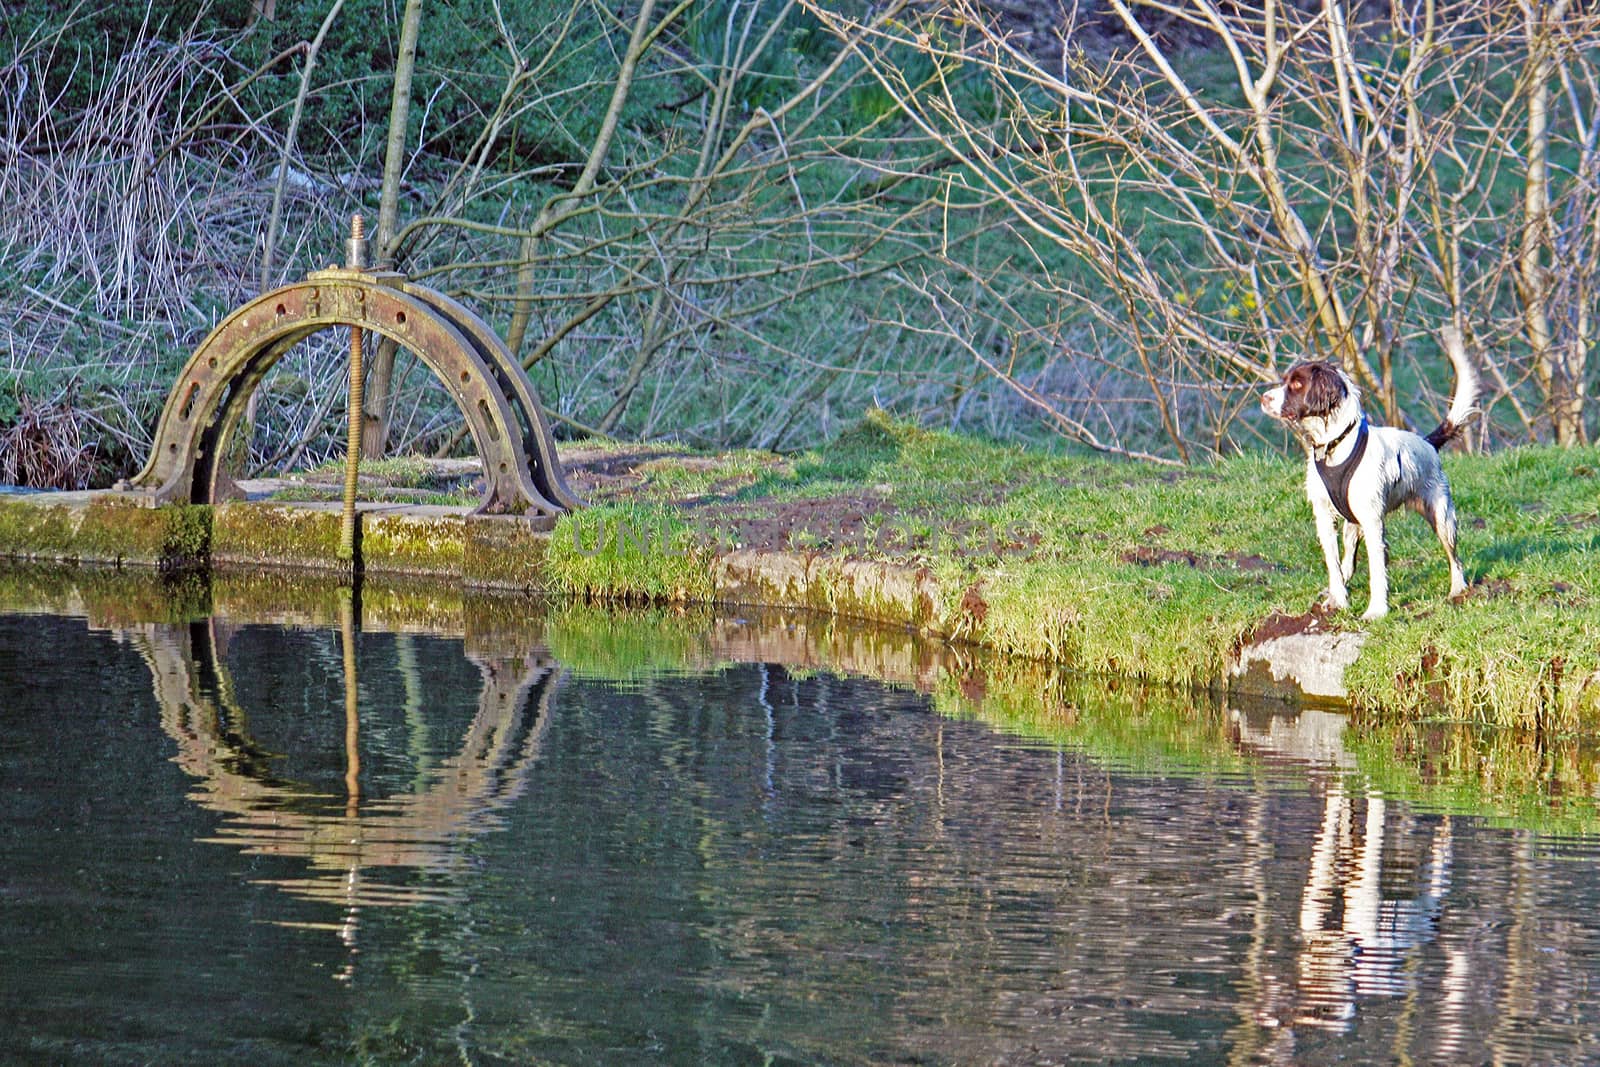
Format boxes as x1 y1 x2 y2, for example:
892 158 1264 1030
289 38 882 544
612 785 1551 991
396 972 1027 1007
304 455 452 489
547 501 717 603
546 412 1600 732
629 451 787 500
1345 447 1600 728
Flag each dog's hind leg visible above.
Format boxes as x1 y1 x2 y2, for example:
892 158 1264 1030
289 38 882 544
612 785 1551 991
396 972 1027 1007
1427 491 1468 599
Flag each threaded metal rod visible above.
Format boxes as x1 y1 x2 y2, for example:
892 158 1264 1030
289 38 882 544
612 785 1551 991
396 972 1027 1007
339 587 361 809
338 214 366 564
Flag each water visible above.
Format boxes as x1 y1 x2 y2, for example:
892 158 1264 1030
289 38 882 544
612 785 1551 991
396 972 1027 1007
3 583 1600 1064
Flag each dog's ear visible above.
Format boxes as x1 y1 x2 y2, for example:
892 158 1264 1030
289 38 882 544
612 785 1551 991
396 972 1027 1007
1282 362 1345 419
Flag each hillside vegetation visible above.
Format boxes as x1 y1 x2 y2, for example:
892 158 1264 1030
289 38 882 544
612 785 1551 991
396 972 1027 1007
3 0 1598 485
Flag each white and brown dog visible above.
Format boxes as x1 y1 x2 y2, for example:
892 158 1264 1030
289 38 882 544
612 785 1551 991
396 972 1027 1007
1260 340 1479 621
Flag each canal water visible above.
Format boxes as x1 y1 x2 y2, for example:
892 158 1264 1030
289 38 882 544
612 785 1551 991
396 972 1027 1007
3 581 1600 1064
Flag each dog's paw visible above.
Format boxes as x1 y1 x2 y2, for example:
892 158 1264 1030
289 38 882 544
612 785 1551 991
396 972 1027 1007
1360 604 1389 622
1320 590 1350 612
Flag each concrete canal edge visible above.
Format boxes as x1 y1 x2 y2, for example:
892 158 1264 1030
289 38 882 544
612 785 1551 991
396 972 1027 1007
0 490 1361 706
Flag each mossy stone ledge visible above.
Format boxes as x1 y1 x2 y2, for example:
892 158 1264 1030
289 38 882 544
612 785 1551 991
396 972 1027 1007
212 500 346 573
0 491 209 570
363 506 468 580
0 488 1425 710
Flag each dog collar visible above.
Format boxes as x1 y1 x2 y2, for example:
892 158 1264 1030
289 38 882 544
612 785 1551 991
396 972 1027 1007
1315 417 1370 523
1314 414 1363 462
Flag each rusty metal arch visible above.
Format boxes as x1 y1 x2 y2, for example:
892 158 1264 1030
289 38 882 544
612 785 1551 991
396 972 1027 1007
130 268 582 520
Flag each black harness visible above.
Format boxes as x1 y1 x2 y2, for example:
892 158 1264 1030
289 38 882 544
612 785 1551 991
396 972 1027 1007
1314 417 1369 523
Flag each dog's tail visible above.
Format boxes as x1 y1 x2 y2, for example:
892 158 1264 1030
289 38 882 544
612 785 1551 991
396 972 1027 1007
1424 323 1481 450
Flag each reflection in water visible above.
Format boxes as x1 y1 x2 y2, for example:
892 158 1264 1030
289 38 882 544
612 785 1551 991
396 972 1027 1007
5 581 1600 1064
1232 706 1458 1059
1294 788 1447 1023
129 611 559 930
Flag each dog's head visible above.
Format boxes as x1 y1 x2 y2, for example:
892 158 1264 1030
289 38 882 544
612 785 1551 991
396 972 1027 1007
1261 361 1354 426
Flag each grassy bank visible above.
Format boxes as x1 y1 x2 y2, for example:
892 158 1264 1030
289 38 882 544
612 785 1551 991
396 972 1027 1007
542 412 1600 731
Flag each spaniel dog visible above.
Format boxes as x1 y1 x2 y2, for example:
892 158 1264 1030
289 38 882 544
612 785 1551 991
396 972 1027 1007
1260 337 1479 621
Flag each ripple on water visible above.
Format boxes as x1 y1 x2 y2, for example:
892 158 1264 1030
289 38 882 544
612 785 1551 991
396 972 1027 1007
3 611 1600 1065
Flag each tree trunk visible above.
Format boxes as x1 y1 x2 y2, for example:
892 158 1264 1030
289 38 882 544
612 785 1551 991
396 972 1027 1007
362 0 423 459
1518 0 1586 445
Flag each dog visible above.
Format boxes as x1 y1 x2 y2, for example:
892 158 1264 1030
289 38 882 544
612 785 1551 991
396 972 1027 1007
1260 336 1479 621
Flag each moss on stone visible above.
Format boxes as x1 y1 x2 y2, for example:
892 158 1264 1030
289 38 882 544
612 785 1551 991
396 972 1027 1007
213 501 347 572
464 515 552 590
77 496 170 562
162 505 212 567
0 494 209 570
0 496 83 560
831 559 939 627
78 497 211 569
363 508 467 578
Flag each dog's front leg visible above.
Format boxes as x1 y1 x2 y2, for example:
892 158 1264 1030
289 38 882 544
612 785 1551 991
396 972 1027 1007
1340 521 1361 583
1313 499 1349 612
1356 513 1389 621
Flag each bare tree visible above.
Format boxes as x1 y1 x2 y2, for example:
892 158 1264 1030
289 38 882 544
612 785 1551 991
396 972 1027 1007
385 0 998 450
804 0 1600 456
5 0 1026 481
